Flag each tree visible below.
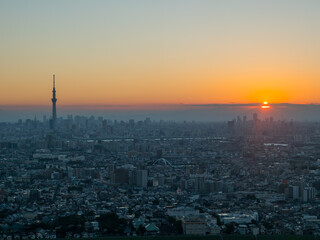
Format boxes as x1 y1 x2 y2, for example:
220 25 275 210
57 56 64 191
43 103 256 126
174 220 183 234
85 210 95 217
153 199 160 205
135 210 141 218
216 215 222 226
224 223 234 234
97 212 126 234
55 215 85 238
167 216 183 234
136 225 146 236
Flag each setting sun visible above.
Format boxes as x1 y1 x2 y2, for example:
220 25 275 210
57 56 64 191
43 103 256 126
261 101 271 109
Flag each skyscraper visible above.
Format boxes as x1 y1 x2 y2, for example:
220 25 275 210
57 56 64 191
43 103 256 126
50 74 57 130
136 170 148 188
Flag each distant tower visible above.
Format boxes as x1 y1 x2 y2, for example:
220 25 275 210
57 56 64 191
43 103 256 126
51 74 57 129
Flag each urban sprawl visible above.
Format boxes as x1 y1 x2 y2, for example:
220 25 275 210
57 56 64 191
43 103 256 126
0 114 319 238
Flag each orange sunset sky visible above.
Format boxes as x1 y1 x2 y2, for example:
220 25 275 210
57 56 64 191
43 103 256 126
1 0 320 107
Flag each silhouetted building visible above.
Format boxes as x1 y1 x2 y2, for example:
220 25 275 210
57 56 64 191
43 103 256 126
115 168 129 184
50 74 57 130
136 170 148 187
253 113 258 123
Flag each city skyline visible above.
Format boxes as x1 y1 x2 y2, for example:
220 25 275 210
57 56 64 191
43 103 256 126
1 0 320 107
1 2 320 238
1 73 320 122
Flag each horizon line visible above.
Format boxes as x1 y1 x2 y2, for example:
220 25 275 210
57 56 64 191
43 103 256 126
1 102 320 110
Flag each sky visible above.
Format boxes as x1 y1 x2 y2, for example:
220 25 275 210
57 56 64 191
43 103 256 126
1 0 320 109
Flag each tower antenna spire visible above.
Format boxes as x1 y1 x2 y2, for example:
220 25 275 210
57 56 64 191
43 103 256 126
53 74 55 88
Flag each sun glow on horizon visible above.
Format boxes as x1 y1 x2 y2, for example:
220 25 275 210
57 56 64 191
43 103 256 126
261 101 271 109
261 105 271 109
